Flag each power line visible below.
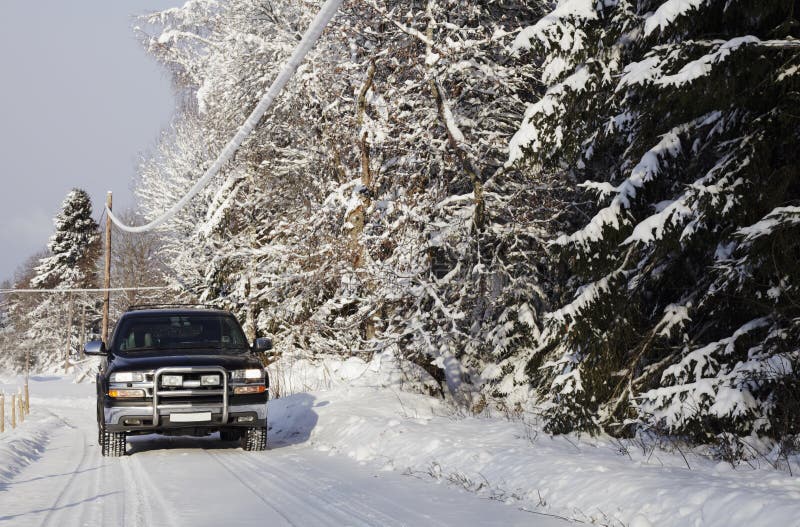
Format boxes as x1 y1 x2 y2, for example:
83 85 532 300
0 286 168 294
106 0 345 234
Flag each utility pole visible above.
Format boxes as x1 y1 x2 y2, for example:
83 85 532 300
25 346 30 415
64 294 73 373
79 303 86 361
102 191 112 344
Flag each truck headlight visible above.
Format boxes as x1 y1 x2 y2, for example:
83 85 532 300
162 375 183 386
231 369 264 382
233 385 266 395
111 372 144 383
109 389 145 398
201 375 220 386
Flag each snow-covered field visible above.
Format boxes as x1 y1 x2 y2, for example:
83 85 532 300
0 374 557 526
1 365 799 526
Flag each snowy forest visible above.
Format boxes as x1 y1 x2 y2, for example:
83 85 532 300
1 0 798 453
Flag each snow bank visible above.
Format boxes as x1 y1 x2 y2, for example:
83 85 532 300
0 414 52 488
267 349 440 398
0 378 62 488
4 372 798 526
269 373 800 526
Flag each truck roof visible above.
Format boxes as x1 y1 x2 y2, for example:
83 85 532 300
121 308 233 317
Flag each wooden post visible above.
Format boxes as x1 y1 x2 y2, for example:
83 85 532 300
17 389 23 423
11 394 16 429
25 347 30 414
64 294 74 373
79 303 86 361
1 392 5 433
102 191 112 344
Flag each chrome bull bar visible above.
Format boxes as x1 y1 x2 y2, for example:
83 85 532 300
153 366 228 426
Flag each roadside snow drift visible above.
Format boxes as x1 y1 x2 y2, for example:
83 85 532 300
268 353 800 527
2 366 799 526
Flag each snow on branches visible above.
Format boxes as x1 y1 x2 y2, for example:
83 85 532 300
510 0 800 442
134 0 551 406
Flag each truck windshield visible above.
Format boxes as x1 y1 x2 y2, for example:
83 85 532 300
113 314 249 354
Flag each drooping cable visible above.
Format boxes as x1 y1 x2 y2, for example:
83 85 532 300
106 0 344 234
0 286 168 294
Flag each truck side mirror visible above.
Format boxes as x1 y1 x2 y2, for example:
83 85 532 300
84 340 107 356
252 337 273 352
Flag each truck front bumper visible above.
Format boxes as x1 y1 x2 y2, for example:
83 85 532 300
104 402 267 433
103 365 268 433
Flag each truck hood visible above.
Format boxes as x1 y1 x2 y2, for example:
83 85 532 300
108 351 262 373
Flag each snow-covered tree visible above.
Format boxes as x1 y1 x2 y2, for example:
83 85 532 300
135 0 554 403
22 189 100 369
512 0 800 441
31 189 99 289
0 252 49 370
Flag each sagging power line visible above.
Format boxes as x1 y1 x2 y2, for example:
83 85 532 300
0 286 168 295
105 0 345 234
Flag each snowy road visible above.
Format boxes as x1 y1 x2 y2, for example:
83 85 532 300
0 380 564 527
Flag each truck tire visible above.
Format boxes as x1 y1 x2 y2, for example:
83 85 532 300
101 429 127 457
242 426 267 451
220 428 241 442
97 405 104 445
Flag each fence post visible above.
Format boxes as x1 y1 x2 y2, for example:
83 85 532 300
17 389 24 423
1 392 4 433
25 346 31 415
11 394 16 429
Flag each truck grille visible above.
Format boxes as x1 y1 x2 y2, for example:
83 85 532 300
153 367 229 425
157 371 224 395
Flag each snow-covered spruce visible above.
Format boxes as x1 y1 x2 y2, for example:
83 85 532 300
509 0 800 444
1 189 101 371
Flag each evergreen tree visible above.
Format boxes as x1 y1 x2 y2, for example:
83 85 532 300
512 0 800 443
25 189 100 369
31 188 100 289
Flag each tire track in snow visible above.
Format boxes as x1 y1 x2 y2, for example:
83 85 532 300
210 450 446 527
37 422 89 527
121 453 181 527
204 449 300 527
22 406 123 527
120 458 148 527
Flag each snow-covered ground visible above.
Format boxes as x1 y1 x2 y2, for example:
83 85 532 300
2 366 800 526
0 374 558 526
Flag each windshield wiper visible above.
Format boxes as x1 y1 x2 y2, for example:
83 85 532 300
170 343 247 350
121 346 161 352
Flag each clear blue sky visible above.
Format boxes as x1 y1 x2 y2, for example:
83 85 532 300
0 0 182 283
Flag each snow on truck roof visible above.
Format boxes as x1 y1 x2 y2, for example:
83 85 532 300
123 306 232 316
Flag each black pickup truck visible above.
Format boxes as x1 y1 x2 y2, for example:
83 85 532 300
85 306 272 456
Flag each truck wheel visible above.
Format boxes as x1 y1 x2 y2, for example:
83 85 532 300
220 429 241 442
242 427 267 451
97 405 104 445
101 429 127 457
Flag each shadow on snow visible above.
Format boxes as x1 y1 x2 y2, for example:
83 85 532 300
125 392 319 455
0 491 120 522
